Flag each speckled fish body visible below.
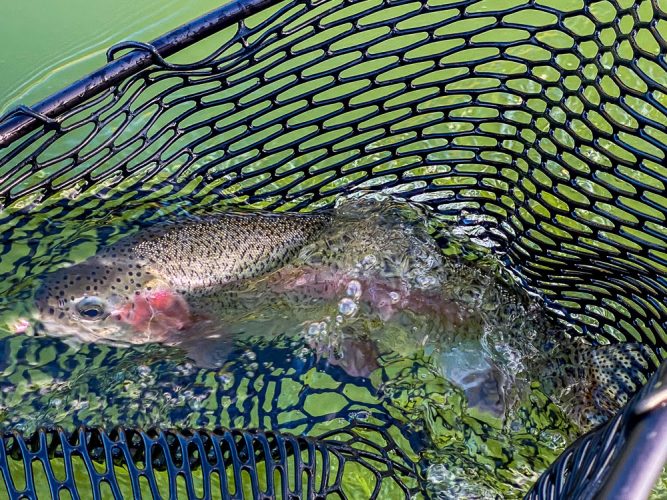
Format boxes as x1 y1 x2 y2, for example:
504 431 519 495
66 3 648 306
96 212 334 295
29 198 652 427
34 211 334 344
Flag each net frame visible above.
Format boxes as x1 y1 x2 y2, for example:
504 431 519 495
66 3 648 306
527 358 667 499
0 0 666 497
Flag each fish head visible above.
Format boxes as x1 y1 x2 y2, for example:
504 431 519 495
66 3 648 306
34 258 190 344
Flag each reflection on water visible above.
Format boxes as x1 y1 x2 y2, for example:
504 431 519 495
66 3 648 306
0 192 651 497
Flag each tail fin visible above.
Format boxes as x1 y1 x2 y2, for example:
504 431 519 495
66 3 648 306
542 342 654 430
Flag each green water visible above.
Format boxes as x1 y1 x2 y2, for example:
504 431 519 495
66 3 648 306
1 0 666 496
0 0 224 114
0 191 603 497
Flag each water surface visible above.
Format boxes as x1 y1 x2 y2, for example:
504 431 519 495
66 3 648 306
0 0 224 114
0 191 584 497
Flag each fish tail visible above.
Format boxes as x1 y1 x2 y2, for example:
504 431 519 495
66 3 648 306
544 342 655 429
586 342 654 412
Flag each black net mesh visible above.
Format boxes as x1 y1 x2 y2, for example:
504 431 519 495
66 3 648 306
527 357 667 499
1 0 667 497
0 424 421 498
1 0 667 355
0 330 429 496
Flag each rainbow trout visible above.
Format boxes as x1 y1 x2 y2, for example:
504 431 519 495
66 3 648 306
34 211 334 346
28 198 651 429
30 201 465 376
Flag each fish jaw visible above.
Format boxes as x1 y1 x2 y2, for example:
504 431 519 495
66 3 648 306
112 289 192 342
11 318 31 334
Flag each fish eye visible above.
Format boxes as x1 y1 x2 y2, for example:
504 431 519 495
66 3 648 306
76 297 107 321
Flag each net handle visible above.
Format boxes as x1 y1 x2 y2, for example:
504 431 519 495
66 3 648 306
595 381 667 500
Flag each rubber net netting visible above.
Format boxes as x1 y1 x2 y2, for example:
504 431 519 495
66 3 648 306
0 0 666 497
527 355 667 499
0 425 420 499
2 0 667 352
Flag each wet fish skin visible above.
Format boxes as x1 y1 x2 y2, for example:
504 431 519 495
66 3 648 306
135 213 334 294
97 212 334 295
34 211 334 343
30 198 653 427
539 341 652 429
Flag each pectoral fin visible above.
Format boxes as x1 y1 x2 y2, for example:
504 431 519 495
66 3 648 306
173 320 234 369
440 343 507 418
